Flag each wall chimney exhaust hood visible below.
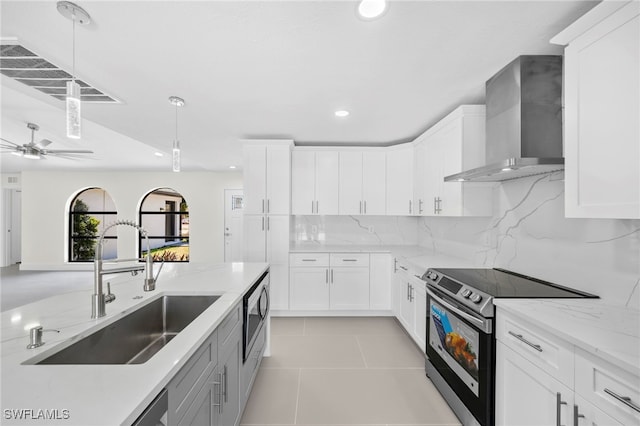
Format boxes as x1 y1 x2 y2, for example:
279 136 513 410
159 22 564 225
445 55 564 182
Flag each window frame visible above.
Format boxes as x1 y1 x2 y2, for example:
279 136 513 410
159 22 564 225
68 188 117 263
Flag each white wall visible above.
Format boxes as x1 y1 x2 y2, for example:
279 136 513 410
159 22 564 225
417 173 640 309
20 170 242 269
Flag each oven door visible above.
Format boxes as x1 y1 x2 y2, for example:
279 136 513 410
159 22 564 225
243 272 270 362
425 285 494 426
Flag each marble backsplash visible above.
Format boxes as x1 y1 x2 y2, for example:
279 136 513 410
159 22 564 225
417 172 640 309
292 215 419 246
291 172 640 309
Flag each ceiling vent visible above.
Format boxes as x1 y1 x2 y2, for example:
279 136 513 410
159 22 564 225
0 44 119 103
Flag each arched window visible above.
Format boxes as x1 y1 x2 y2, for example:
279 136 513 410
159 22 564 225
139 188 189 262
69 188 117 262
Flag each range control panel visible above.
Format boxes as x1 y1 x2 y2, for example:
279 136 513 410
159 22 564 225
422 269 494 317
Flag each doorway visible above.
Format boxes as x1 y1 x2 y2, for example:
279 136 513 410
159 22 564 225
224 189 244 262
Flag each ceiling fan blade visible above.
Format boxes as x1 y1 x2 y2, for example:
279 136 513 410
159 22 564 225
0 138 21 148
43 149 94 154
47 153 93 160
34 139 53 148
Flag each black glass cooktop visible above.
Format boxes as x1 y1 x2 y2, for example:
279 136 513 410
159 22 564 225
430 268 598 299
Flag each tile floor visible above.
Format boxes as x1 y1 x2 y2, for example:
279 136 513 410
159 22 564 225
241 317 461 426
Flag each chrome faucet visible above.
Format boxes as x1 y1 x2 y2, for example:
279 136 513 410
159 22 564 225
92 220 164 319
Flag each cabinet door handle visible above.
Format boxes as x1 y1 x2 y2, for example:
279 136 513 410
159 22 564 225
604 388 640 413
409 284 414 302
262 199 265 214
331 269 334 283
409 200 412 214
399 265 408 271
393 258 398 273
311 200 315 214
326 269 329 283
360 201 362 214
508 331 543 352
573 405 585 426
316 200 319 214
267 199 270 213
261 216 265 231
223 365 228 403
364 200 367 214
213 373 222 413
407 282 410 300
267 216 270 231
419 199 423 214
556 392 567 426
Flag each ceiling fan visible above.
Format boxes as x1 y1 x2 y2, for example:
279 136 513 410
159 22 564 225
0 122 94 160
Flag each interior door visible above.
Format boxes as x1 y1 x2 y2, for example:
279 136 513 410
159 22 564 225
224 189 244 262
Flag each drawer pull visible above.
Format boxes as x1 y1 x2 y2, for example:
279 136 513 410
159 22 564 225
556 392 567 426
573 405 585 426
508 331 543 352
302 259 317 261
342 259 358 262
604 388 640 413
399 265 408 271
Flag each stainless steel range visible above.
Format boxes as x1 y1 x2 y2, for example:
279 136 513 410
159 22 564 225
421 267 597 426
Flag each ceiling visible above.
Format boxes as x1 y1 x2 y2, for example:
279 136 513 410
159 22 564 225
0 0 598 173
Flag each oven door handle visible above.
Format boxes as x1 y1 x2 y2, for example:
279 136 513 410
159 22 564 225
426 286 492 333
258 286 270 320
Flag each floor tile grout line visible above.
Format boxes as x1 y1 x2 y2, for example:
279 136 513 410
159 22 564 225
354 334 369 369
293 367 302 425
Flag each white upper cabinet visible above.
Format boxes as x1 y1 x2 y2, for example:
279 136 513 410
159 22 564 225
415 105 492 217
386 145 415 215
552 1 640 219
291 150 339 215
339 150 386 215
243 142 291 215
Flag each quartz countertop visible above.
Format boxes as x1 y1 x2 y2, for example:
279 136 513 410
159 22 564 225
494 299 640 376
0 262 269 425
290 244 473 276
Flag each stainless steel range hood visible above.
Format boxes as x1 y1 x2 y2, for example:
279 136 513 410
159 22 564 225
445 55 564 182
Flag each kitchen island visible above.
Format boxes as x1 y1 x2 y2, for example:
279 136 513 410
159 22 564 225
0 262 269 425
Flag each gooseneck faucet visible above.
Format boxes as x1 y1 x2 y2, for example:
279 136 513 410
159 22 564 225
92 220 164 319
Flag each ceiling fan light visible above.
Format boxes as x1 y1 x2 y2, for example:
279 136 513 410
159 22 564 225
172 139 181 172
23 152 41 160
11 151 24 157
66 80 81 139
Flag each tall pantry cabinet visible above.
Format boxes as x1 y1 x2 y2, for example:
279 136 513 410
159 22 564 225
242 141 292 310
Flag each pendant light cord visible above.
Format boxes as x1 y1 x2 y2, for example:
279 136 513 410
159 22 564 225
175 104 178 141
72 9 76 81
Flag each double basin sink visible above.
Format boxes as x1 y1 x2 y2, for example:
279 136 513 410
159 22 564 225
31 295 219 365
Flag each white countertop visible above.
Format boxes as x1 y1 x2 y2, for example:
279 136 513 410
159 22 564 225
494 299 640 376
290 244 474 277
0 262 269 425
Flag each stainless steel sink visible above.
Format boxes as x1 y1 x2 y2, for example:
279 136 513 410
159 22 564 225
35 295 219 365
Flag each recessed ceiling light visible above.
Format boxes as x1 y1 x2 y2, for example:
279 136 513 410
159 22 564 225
357 0 387 20
229 165 236 169
335 110 350 118
154 152 164 157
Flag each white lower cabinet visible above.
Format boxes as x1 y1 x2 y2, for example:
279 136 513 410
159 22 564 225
289 253 371 311
496 341 574 426
392 258 427 351
496 308 639 426
369 253 392 310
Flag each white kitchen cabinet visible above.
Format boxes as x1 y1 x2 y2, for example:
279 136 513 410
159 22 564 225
330 266 369 310
369 253 392 310
574 394 624 426
242 142 291 215
496 308 639 426
216 323 242 426
416 105 491 217
290 265 330 310
291 150 339 215
496 341 575 426
289 253 371 311
339 151 386 215
552 1 640 219
392 258 426 351
243 142 291 311
386 145 415 215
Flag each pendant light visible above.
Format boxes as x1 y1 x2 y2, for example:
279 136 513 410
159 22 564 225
57 1 91 139
169 96 185 172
